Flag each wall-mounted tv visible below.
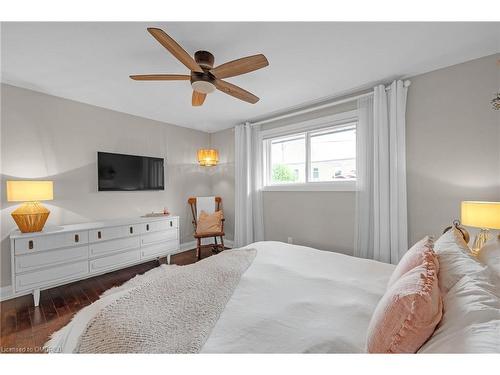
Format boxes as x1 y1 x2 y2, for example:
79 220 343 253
97 152 165 191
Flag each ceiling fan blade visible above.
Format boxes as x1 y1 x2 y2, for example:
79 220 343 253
129 74 191 81
210 54 269 79
214 79 259 104
147 28 203 73
192 91 206 106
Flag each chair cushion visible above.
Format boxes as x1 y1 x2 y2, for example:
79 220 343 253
196 210 223 235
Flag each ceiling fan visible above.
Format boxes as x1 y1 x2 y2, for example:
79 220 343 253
130 28 269 106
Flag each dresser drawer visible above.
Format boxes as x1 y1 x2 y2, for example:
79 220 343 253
15 260 88 292
16 245 89 274
126 224 144 236
141 230 178 246
89 236 140 257
141 240 179 259
89 249 140 273
143 218 178 234
89 226 128 242
15 231 89 255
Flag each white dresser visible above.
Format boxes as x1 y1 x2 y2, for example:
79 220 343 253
10 216 180 306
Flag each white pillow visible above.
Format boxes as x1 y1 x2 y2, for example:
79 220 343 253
434 227 487 293
418 274 500 353
477 239 500 277
419 227 500 353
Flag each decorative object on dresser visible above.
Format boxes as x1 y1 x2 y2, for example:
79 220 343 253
461 201 500 255
188 197 225 260
6 180 54 233
197 149 219 167
10 216 180 306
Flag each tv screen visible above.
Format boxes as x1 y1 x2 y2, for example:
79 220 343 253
97 152 165 191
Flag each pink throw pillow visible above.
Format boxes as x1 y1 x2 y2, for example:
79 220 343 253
366 251 443 353
388 236 435 286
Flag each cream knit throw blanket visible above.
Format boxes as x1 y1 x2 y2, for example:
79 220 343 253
75 248 256 353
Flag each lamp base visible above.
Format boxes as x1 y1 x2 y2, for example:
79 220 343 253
11 202 50 233
471 228 490 256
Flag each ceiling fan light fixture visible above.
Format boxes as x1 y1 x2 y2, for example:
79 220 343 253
191 80 215 94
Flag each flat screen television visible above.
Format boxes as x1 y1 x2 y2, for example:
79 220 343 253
97 152 165 191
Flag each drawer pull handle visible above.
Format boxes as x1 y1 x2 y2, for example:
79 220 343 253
146 224 150 231
130 226 133 234
28 240 34 250
170 221 173 227
97 231 102 239
75 234 79 243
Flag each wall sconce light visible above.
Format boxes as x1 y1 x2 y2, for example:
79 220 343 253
197 149 219 167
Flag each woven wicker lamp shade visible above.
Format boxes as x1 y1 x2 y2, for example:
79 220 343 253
197 149 219 167
6 181 53 233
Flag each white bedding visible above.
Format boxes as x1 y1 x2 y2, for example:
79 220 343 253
47 241 395 353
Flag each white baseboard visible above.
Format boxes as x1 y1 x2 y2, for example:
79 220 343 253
0 239 235 302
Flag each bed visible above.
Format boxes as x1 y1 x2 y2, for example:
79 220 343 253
46 241 395 353
46 235 500 353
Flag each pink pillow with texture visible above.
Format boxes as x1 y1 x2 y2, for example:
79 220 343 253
366 251 443 353
388 236 435 286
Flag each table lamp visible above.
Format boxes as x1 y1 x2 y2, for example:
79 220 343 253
6 180 54 233
461 201 500 255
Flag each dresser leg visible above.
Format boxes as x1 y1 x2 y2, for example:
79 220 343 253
33 289 40 307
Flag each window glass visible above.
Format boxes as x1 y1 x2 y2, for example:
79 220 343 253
309 126 356 182
270 134 306 184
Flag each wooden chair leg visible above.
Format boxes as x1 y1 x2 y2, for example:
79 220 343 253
213 237 218 253
196 238 201 260
220 236 224 252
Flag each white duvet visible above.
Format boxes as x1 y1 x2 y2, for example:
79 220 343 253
47 241 395 353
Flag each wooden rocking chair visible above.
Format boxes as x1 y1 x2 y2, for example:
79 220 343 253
188 197 225 260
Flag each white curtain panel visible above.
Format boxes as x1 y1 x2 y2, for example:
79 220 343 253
234 122 265 248
355 80 408 264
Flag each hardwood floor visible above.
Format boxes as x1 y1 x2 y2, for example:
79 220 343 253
0 247 216 354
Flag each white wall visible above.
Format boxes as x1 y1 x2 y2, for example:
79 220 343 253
406 53 500 243
0 84 213 287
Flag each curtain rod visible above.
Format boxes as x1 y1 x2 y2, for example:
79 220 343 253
249 80 411 127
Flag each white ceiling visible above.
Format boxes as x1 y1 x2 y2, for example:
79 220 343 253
2 22 499 132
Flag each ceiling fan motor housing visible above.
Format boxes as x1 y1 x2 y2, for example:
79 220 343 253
191 51 216 94
194 50 215 69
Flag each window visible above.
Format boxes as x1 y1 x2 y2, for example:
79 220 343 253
262 111 358 191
